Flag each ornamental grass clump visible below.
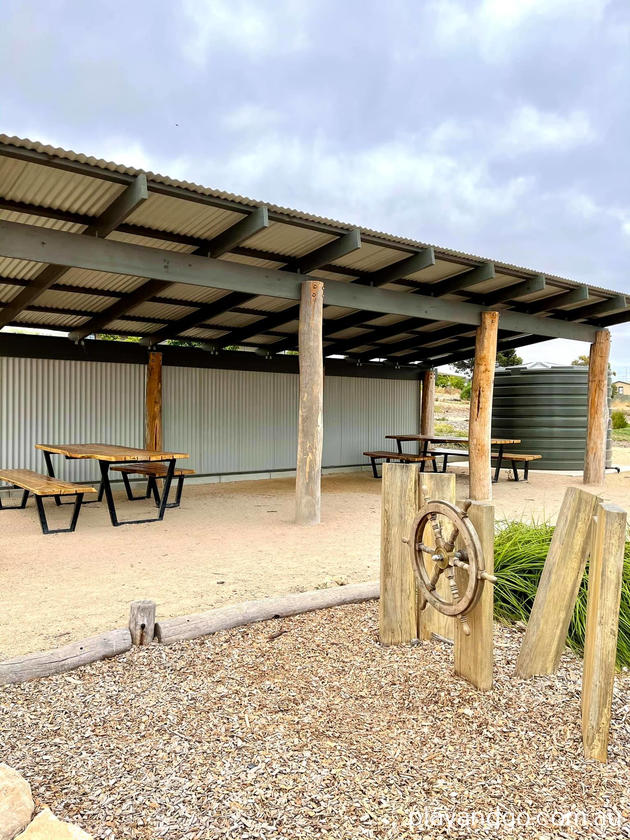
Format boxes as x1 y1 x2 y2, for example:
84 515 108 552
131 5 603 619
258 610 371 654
493 519 630 669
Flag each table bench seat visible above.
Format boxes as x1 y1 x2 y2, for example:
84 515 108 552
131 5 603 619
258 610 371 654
0 468 96 534
491 452 542 481
363 451 436 479
111 461 195 508
428 447 470 472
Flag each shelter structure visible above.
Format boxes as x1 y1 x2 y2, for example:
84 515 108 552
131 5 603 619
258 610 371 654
0 136 628 520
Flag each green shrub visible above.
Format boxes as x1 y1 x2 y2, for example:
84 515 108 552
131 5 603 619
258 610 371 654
436 373 466 390
612 409 628 429
460 381 471 401
493 520 630 668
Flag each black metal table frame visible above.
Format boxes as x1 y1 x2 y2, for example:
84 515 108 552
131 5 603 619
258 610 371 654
393 437 506 482
0 484 85 534
42 450 177 527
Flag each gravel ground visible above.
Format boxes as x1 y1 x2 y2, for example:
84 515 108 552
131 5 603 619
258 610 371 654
1 602 628 840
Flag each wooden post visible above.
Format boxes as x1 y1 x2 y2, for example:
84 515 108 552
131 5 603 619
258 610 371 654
129 599 156 646
295 280 324 525
420 369 435 436
468 312 499 501
145 351 163 451
584 329 611 485
455 501 494 690
379 462 422 645
516 486 601 678
582 502 626 762
417 472 457 641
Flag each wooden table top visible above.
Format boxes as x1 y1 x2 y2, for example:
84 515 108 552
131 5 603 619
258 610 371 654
385 434 521 445
35 443 189 462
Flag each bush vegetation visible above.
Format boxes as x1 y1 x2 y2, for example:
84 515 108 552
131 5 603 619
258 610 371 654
493 520 630 668
612 409 628 429
436 373 467 390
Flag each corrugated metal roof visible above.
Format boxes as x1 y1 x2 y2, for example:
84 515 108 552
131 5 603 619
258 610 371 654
0 133 627 365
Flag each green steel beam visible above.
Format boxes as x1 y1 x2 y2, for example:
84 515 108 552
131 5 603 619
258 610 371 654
569 295 627 321
0 220 599 342
289 229 361 274
0 175 149 329
428 261 494 296
204 207 269 258
353 248 435 287
525 286 589 314
482 275 545 306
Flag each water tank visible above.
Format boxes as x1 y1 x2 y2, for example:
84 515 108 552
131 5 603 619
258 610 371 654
491 364 612 471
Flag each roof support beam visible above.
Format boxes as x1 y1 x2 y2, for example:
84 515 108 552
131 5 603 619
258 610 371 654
139 292 253 346
568 295 627 321
481 275 546 306
0 220 598 342
428 262 494 297
524 286 589 314
354 248 435 287
424 334 551 368
0 176 148 329
67 280 173 341
356 323 476 361
67 208 270 341
288 229 361 274
324 318 434 358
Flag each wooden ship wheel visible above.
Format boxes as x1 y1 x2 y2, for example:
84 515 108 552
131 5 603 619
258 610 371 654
406 499 496 636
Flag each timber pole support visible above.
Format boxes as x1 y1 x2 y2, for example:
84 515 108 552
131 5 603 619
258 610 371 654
468 311 499 501
584 329 611 485
454 501 495 690
295 280 324 525
516 486 601 677
417 472 457 641
420 369 435 436
379 462 421 644
145 351 163 451
582 502 627 762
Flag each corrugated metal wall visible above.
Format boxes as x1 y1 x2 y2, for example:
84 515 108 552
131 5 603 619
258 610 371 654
0 357 145 482
163 367 419 474
0 357 418 480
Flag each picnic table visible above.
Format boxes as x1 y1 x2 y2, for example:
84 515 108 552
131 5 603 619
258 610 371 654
35 443 189 527
385 434 521 482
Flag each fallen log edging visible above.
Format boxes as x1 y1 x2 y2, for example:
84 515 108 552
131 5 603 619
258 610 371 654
155 581 380 645
0 629 132 686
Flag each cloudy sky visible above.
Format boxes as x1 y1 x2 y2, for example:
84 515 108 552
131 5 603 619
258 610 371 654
2 0 630 375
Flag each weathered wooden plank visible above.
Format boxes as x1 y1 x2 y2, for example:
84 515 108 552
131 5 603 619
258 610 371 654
420 369 435 436
454 501 495 690
417 473 457 641
0 468 96 496
516 486 601 677
584 329 611 485
0 629 131 685
582 502 627 762
295 280 324 525
129 600 156 646
379 462 422 645
145 351 163 451
469 311 499 501
156 582 379 645
35 443 188 462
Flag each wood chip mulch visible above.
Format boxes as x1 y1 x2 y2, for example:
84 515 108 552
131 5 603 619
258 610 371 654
0 602 629 839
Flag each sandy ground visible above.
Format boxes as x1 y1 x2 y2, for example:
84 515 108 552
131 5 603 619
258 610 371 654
1 458 629 659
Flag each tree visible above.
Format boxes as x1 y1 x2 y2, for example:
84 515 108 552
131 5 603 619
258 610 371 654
571 354 616 378
451 348 523 377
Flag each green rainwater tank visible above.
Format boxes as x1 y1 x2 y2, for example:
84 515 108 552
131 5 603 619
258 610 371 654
491 364 612 471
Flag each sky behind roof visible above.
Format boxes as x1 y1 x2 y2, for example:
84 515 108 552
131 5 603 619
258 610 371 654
2 0 630 374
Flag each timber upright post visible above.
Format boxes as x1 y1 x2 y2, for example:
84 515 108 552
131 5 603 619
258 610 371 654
295 280 324 525
456 311 498 689
468 312 499 501
145 351 163 451
583 329 611 485
421 369 435 436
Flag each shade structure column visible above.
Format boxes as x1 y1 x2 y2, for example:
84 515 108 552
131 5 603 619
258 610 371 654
468 311 499 501
295 280 324 525
145 351 163 451
420 369 435 436
584 329 611 485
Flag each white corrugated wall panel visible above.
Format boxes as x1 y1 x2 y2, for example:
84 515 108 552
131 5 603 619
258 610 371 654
163 367 418 474
0 358 145 482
